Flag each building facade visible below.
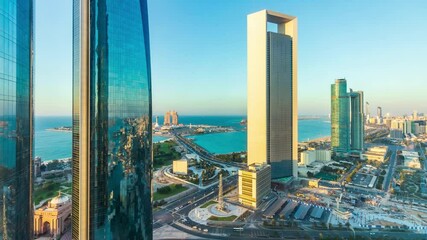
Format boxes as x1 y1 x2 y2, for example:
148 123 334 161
72 0 152 239
331 79 350 153
349 90 364 151
238 164 271 208
164 111 171 125
331 79 364 155
171 110 179 125
0 0 34 239
172 159 188 175
34 193 71 238
247 10 298 179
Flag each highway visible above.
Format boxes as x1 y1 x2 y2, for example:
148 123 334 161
383 145 401 192
174 133 245 168
153 175 238 229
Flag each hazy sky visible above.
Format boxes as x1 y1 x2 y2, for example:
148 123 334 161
35 0 427 116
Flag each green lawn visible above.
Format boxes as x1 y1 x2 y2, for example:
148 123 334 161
208 215 237 221
34 181 68 205
200 200 217 208
153 140 181 168
153 184 188 201
314 172 339 181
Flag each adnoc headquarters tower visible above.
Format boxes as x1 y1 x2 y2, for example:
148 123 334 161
0 1 34 239
247 10 298 179
72 0 152 239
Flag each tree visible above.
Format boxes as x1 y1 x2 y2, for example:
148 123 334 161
345 222 351 229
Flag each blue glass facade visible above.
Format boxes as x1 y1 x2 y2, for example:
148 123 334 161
73 0 152 239
0 0 33 239
331 79 350 153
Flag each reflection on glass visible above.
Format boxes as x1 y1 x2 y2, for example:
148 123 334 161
72 0 152 239
0 0 34 239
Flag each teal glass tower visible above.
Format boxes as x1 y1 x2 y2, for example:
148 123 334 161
331 79 364 155
349 90 364 151
0 0 34 239
72 0 152 239
331 79 350 153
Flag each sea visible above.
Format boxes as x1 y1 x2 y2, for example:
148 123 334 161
35 116 330 161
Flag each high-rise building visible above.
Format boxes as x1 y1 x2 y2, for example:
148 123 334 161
171 110 179 125
331 80 364 154
247 10 298 179
377 107 383 124
164 111 171 125
413 110 418 120
365 101 370 121
0 1 34 239
72 0 152 239
238 164 271 208
349 90 364 151
331 79 350 153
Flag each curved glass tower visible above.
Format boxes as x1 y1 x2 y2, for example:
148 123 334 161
331 79 350 153
0 0 34 239
72 0 152 239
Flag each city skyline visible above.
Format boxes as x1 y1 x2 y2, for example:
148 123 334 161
34 0 427 116
2 1 427 239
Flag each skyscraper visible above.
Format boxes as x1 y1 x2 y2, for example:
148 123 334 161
0 0 34 239
331 79 350 153
72 1 152 239
247 10 298 179
331 79 364 155
171 111 179 125
377 106 383 124
164 111 171 125
365 101 370 121
349 90 364 151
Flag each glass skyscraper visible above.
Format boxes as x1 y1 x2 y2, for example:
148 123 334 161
0 0 34 239
350 90 364 152
72 0 152 239
331 79 364 155
331 79 350 153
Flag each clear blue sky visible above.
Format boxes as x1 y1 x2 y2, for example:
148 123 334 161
35 0 427 116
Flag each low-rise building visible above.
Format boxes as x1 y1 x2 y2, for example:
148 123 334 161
173 159 188 175
238 163 271 208
362 146 388 162
308 179 320 188
34 193 71 238
299 150 331 166
401 151 421 169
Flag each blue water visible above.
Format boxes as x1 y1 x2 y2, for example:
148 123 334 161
35 116 330 160
35 116 72 161
184 117 331 154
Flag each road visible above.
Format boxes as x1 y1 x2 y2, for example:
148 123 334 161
174 133 245 168
153 175 238 229
416 142 427 171
383 145 401 192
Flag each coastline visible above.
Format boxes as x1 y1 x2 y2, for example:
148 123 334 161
46 128 72 133
300 135 331 143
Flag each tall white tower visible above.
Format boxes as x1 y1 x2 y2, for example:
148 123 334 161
247 10 298 179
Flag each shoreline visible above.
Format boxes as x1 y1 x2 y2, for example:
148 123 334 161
46 128 72 133
300 135 331 143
